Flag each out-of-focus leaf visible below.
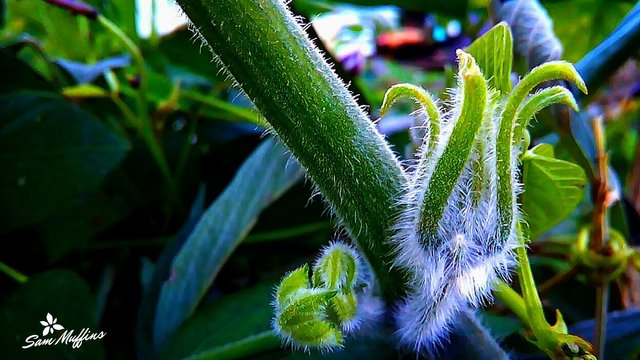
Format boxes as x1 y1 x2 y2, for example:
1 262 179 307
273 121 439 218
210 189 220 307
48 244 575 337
62 83 110 98
440 311 510 360
466 21 513 94
479 311 524 339
85 0 137 39
544 0 634 63
292 0 475 17
137 186 208 360
0 92 130 230
521 144 587 239
0 49 56 94
491 0 563 68
55 55 131 84
154 29 227 82
39 192 133 261
281 336 397 359
153 138 303 348
161 281 276 360
0 269 106 359
575 2 640 96
570 308 640 360
4 0 91 61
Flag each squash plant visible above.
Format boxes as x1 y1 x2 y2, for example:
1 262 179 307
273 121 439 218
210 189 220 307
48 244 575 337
168 0 596 358
2 0 640 360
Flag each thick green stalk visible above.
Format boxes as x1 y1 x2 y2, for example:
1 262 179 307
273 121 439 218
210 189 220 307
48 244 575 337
176 0 407 299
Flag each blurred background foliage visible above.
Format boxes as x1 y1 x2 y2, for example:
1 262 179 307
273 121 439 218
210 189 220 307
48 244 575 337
0 0 639 359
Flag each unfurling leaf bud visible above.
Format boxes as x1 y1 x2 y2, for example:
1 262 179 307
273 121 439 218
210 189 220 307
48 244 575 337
273 241 377 350
313 242 359 289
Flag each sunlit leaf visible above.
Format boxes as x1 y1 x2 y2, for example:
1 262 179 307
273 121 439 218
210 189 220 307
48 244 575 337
466 21 513 94
521 144 587 239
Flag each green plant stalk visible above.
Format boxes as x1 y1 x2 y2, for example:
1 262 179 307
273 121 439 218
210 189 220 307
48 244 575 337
182 330 279 360
515 243 548 332
0 261 28 284
97 15 176 199
175 0 407 299
493 281 528 324
180 90 268 127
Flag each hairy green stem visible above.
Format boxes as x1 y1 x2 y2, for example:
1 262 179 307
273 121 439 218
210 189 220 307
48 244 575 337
380 83 441 155
513 86 578 147
418 51 487 238
176 0 407 299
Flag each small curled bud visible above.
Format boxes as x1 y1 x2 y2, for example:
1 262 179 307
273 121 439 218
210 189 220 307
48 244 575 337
273 266 343 349
513 86 578 146
312 242 359 290
380 84 441 154
272 241 379 350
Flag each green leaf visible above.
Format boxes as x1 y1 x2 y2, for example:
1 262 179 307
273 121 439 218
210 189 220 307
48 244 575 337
479 311 524 339
466 22 513 94
277 265 311 307
160 282 278 360
0 92 129 230
521 144 587 239
0 270 106 360
5 0 91 61
154 138 303 349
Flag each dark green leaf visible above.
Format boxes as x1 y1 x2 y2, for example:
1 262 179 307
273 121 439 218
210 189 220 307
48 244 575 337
280 336 397 359
479 311 524 339
521 144 587 239
38 191 133 261
161 281 277 360
0 49 56 94
0 269 106 360
154 138 303 348
0 92 130 230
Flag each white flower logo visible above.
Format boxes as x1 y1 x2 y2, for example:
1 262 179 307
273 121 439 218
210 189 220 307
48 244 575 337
40 313 64 336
